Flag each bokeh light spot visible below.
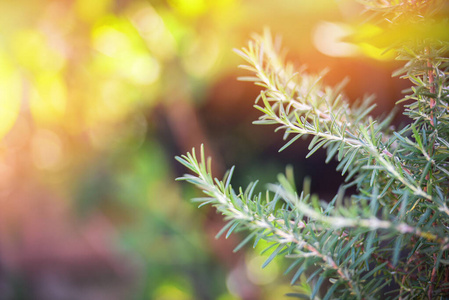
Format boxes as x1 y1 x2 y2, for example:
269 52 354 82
93 25 131 58
75 0 112 23
0 50 21 140
30 75 67 124
98 80 138 120
313 22 359 57
168 0 207 17
31 129 64 170
153 280 193 300
182 34 220 77
127 54 160 85
130 6 176 61
13 30 65 74
246 254 280 285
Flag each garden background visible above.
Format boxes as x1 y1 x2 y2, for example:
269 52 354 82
0 0 408 299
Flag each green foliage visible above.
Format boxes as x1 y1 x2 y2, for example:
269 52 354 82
176 1 449 299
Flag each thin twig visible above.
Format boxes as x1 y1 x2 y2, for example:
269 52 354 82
428 253 438 299
426 47 436 127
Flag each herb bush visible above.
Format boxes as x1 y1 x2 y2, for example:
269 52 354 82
176 1 449 298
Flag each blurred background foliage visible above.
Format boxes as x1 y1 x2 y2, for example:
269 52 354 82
0 0 413 299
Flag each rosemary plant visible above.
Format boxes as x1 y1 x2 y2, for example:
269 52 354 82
176 1 449 299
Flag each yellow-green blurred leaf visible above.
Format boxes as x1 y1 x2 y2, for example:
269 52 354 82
13 30 65 74
30 74 67 124
168 0 207 18
346 19 449 49
75 0 113 23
